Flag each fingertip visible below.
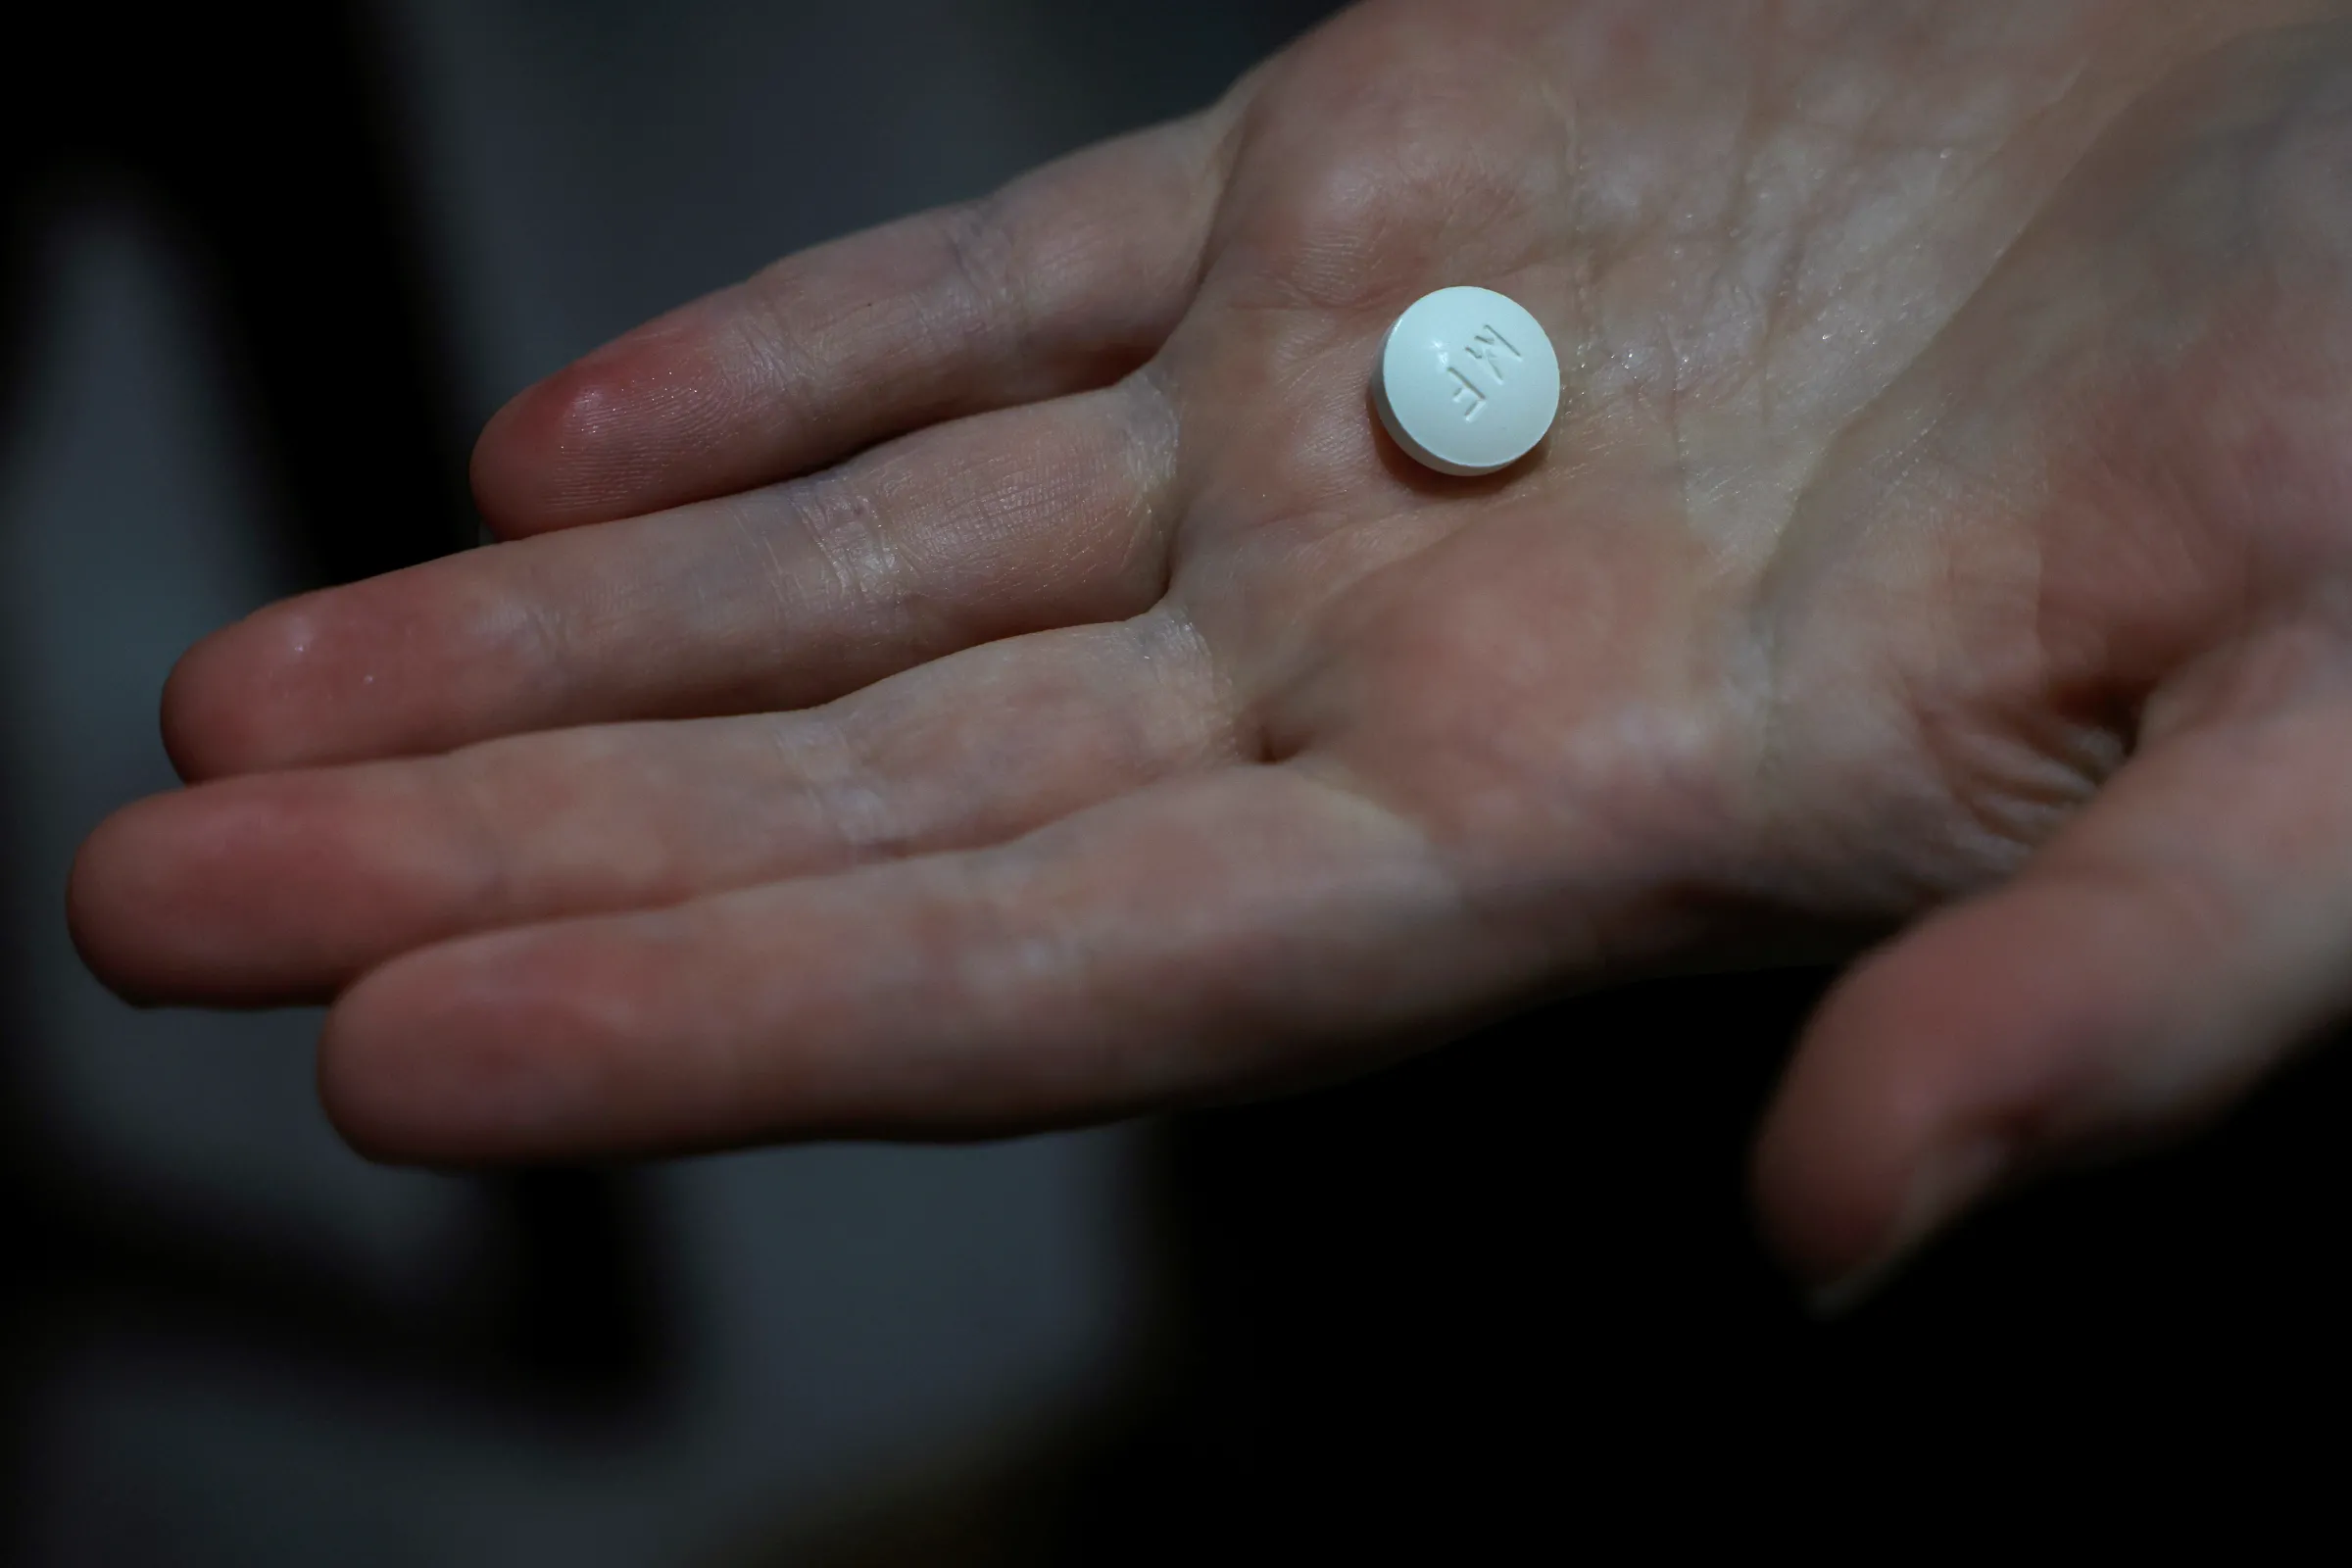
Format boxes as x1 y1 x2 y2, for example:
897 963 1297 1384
318 967 453 1165
322 943 518 1165
1752 907 2053 1293
73 764 487 1008
467 368 592 539
1751 957 1941 1292
68 796 177 1006
161 598 325 781
171 558 546 773
320 928 655 1166
166 586 443 779
469 316 729 539
159 646 217 784
69 785 335 1007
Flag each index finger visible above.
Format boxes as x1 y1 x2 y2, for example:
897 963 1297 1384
471 114 1235 537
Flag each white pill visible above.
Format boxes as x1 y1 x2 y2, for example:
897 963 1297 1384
1373 286 1560 476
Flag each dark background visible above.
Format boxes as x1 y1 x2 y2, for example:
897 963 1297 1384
1 3 2345 1560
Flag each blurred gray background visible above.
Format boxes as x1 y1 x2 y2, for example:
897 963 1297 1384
24 5 2349 1555
0 3 1331 1560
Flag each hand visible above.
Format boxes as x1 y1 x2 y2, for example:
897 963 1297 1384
69 0 2352 1295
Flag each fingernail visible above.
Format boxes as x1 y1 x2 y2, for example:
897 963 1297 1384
1806 1137 2011 1319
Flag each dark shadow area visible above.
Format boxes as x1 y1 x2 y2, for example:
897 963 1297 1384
0 3 673 1552
768 970 2352 1558
1004 0 1342 136
1120 969 2352 1544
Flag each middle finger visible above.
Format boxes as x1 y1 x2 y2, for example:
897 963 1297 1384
75 612 1233 1005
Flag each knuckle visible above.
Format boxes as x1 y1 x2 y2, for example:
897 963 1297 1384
1237 145 1479 310
931 193 1030 348
1229 97 1553 317
782 470 910 616
724 265 832 424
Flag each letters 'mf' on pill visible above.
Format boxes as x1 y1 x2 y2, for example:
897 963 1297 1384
1441 325 1527 422
1444 359 1488 420
1461 324 1523 383
1376 288 1560 477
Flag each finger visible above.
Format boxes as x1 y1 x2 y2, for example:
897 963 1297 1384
315 765 1530 1164
470 116 1230 537
1754 668 2352 1298
166 380 1178 779
75 613 1232 1007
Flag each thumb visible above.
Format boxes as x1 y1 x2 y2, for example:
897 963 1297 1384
1754 650 2352 1299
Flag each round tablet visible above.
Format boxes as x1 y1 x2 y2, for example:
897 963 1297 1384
1373 286 1560 476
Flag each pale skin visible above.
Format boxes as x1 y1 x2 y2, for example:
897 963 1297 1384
65 0 2352 1296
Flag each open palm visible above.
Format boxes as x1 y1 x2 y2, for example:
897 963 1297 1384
72 0 2352 1289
